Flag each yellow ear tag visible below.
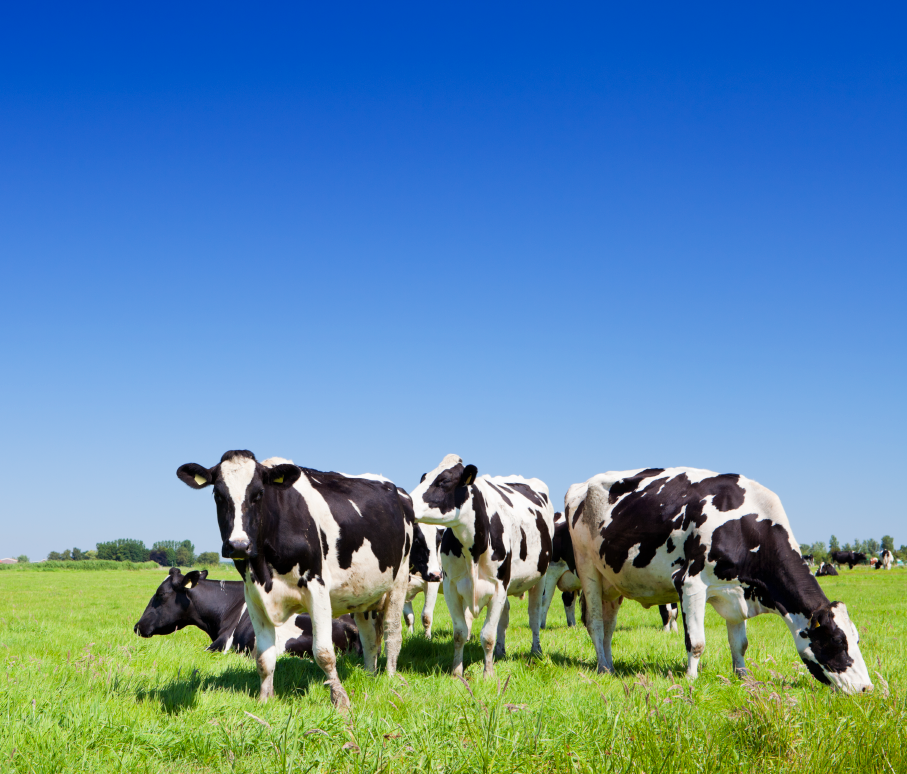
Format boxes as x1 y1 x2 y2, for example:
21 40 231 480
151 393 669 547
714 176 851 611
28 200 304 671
811 619 819 629
273 476 284 484
184 580 195 589
194 474 207 486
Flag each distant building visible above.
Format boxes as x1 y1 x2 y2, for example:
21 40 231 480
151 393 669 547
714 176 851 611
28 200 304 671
0 558 17 564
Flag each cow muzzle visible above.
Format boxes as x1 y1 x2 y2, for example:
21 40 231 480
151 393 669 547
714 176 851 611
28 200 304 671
426 572 442 583
228 539 251 558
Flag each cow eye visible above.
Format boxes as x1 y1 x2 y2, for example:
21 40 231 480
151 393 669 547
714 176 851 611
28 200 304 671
251 490 263 503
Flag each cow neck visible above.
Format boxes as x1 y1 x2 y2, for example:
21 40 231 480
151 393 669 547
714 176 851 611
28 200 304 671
191 580 247 644
446 485 486 563
750 555 830 622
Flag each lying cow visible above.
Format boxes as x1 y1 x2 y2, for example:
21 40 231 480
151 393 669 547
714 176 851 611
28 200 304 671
879 549 893 570
568 467 872 693
830 550 867 570
134 568 362 657
404 522 443 637
177 450 412 707
410 454 554 677
816 562 839 577
540 514 679 632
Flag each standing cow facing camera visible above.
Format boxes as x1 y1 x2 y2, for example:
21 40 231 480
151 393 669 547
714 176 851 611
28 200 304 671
410 454 555 677
568 468 872 694
176 450 413 708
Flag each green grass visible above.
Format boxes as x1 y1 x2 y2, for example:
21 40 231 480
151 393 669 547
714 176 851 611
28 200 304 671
1 567 905 773
0 561 164 572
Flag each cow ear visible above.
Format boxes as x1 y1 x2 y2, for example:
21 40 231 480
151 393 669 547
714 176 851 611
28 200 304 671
168 567 181 577
459 465 478 487
177 463 214 489
199 569 209 581
264 463 301 489
181 571 203 590
420 473 427 484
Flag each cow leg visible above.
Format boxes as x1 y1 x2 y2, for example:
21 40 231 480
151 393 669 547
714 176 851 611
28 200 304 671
421 581 440 639
726 620 748 676
580 572 619 673
402 600 415 634
480 585 508 677
563 591 577 627
494 598 511 658
527 580 545 657
309 589 350 709
538 568 561 629
445 576 470 677
381 567 408 677
354 612 381 674
679 583 708 679
253 619 278 703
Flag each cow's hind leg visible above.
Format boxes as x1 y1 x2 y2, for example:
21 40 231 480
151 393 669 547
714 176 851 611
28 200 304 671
402 599 415 634
494 598 511 658
538 566 561 629
382 567 408 676
421 582 440 639
679 582 708 679
354 611 381 674
580 572 622 673
526 580 545 657
481 585 508 677
445 576 470 677
563 591 577 627
726 620 748 676
310 588 350 709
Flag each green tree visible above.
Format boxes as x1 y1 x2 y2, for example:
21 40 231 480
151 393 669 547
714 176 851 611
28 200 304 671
96 539 149 563
196 551 221 566
71 547 84 561
16 555 28 563
866 538 880 556
47 551 63 561
829 535 840 552
85 550 98 560
881 535 894 552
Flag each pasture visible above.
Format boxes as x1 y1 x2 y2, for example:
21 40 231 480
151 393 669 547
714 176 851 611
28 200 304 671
1 566 905 774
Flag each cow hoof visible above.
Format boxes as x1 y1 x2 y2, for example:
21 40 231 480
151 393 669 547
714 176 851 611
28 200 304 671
494 646 506 659
734 667 749 678
530 648 543 659
327 681 351 710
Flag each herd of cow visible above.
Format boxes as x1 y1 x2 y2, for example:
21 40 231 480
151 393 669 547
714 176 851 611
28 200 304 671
133 450 874 709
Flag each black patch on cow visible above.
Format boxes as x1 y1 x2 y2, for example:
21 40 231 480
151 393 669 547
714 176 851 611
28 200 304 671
489 512 507 562
519 528 528 561
486 481 514 508
504 481 545 508
536 511 552 575
441 528 464 558
421 463 467 515
551 519 576 574
221 449 256 463
233 559 248 580
497 551 512 586
666 537 675 553
802 657 832 685
598 472 746 573
571 499 585 528
320 528 330 559
409 524 431 579
470 487 490 563
803 603 855 675
539 492 549 504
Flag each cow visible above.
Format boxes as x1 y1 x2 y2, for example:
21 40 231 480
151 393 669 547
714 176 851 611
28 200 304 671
802 554 815 566
816 562 839 577
176 450 413 707
829 550 867 570
403 522 443 637
410 454 555 677
879 549 893 570
539 514 679 632
134 568 362 657
567 467 873 693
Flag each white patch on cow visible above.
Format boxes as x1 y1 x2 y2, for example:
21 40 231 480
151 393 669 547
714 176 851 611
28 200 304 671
223 603 246 652
221 456 256 544
750 546 760 553
261 457 294 467
349 500 363 518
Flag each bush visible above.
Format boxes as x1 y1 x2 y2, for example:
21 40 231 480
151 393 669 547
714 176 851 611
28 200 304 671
96 539 150 563
17 555 28 563
196 551 222 566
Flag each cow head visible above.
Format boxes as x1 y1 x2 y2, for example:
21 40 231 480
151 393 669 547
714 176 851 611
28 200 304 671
410 454 477 528
134 567 208 637
410 523 443 582
796 602 873 693
176 451 301 559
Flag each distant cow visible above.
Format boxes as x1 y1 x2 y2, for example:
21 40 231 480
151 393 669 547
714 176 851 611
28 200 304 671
404 522 443 637
410 454 555 677
830 551 867 570
816 562 839 577
802 554 815 566
879 549 893 571
539 514 678 632
568 467 872 693
134 568 361 657
177 450 412 707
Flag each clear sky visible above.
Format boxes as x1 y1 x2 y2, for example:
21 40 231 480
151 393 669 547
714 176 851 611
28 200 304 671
2 2 905 561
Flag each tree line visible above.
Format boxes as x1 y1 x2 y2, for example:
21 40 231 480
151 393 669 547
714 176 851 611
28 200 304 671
799 535 903 564
41 539 221 566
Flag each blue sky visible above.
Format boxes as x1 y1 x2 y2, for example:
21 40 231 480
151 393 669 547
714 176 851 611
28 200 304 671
2 2 905 560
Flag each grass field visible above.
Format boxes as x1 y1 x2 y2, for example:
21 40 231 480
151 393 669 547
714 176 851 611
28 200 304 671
1 566 905 774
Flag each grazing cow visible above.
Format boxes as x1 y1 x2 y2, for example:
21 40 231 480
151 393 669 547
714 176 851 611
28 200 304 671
879 549 893 571
410 454 555 677
540 514 679 632
568 468 872 693
816 562 839 577
176 450 412 707
134 568 362 657
829 550 867 570
403 522 443 637
802 554 815 566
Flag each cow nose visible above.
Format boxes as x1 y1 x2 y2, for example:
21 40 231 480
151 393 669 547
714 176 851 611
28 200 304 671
229 540 251 557
427 572 442 583
133 623 139 634
862 685 873 693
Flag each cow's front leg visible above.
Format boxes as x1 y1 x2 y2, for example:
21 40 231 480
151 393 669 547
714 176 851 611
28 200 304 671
726 619 748 676
421 581 440 639
247 602 279 702
538 567 561 629
402 599 415 634
494 598 511 658
481 585 507 677
526 580 545 657
445 575 470 676
309 589 350 709
382 568 408 676
563 591 577 627
679 582 708 679
354 611 381 674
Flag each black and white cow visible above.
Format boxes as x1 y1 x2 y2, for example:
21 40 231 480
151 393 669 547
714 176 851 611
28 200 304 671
829 550 867 570
176 450 413 707
134 568 362 657
540 514 679 632
404 522 443 638
879 549 893 571
816 562 839 577
410 454 555 677
568 468 872 693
